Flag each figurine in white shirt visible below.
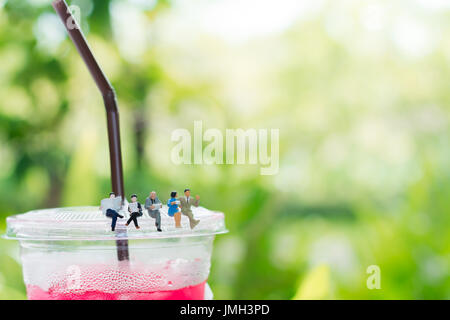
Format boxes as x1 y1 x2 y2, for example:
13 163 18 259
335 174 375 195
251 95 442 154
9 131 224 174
99 192 124 232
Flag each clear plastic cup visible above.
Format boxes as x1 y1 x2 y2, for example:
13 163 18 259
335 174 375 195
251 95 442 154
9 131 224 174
5 206 227 300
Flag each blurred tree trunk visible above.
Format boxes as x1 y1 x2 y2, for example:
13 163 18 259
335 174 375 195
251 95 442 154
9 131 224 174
44 172 63 208
133 109 147 169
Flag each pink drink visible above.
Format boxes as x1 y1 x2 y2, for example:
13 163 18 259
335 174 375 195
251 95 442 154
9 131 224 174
27 281 206 300
5 206 226 300
24 260 209 300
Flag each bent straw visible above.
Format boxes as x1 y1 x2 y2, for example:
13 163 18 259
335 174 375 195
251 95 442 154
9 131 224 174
52 0 129 261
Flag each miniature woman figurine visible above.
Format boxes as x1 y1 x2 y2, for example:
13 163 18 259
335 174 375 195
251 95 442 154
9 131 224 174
126 194 142 229
167 191 182 228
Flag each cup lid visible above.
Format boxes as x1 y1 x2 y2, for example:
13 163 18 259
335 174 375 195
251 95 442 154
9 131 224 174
5 206 227 241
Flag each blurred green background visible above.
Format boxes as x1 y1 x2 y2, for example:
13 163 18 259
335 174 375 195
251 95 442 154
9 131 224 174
0 0 449 300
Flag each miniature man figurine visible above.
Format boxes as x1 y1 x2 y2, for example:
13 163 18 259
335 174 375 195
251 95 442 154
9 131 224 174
145 191 162 232
180 188 200 229
126 194 142 229
100 192 124 232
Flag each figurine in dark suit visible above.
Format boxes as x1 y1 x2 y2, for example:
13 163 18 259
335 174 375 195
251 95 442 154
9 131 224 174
126 194 142 229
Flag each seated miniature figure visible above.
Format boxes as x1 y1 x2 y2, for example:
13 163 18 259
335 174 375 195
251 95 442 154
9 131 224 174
126 194 142 229
145 191 162 232
100 192 124 232
180 188 200 229
167 191 182 228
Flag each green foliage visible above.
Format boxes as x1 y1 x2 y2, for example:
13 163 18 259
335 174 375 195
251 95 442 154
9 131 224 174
294 265 331 300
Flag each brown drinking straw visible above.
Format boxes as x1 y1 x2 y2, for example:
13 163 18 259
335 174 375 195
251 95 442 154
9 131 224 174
52 0 129 261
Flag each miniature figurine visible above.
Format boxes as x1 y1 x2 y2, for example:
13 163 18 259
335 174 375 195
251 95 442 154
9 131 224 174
100 192 124 232
167 191 182 228
180 188 200 229
126 194 142 229
145 191 162 232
